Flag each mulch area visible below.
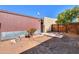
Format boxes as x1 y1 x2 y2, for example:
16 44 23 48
21 33 79 54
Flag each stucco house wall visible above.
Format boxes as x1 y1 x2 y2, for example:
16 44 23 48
0 10 41 32
43 17 57 32
0 10 41 40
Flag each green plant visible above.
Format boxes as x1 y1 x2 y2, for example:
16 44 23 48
56 6 79 24
56 6 79 32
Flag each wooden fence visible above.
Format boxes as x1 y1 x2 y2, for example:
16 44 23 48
51 22 79 34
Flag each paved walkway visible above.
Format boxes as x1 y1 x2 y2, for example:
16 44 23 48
0 35 51 54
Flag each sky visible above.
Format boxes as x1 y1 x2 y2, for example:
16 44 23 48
0 5 76 19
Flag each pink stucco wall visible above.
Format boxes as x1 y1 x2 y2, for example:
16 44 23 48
0 12 41 32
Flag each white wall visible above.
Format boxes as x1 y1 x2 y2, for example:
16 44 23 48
43 17 57 32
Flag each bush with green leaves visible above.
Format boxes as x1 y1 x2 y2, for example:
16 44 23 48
56 6 79 24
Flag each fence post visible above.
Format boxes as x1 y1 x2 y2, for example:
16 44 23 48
74 23 79 34
65 24 68 33
57 24 59 32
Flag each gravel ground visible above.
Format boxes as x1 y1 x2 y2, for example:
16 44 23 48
21 33 79 54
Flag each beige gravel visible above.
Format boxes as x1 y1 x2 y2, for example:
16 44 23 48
0 35 51 54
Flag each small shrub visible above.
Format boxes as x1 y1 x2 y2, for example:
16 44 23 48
27 28 37 36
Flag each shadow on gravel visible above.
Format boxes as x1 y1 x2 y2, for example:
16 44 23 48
20 34 79 54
